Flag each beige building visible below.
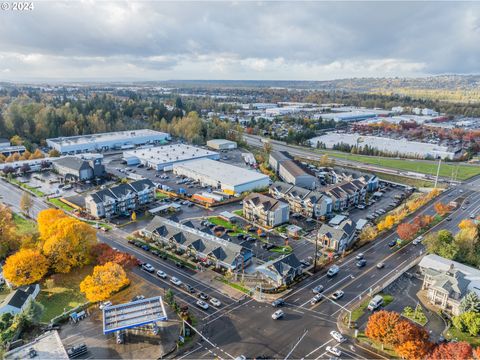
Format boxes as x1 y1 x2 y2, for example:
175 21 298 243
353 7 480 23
243 193 289 228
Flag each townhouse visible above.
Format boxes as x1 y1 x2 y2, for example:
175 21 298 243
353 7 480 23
85 179 155 218
243 193 289 228
317 219 356 252
269 181 332 218
324 178 369 211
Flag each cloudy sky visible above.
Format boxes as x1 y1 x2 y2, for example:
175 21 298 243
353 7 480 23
1 1 479 81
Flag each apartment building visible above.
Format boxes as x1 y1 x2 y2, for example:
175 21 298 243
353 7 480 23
324 178 369 211
243 193 289 228
317 219 356 252
269 181 332 218
85 179 155 218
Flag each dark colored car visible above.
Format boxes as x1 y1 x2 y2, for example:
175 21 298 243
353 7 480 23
388 240 396 248
271 298 285 307
356 259 367 268
184 284 196 293
141 245 150 251
175 261 185 268
198 292 209 300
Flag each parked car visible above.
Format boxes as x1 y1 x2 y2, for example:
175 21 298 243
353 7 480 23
312 285 324 294
142 263 155 273
198 292 209 300
271 298 285 307
326 346 342 357
196 300 209 310
170 277 182 286
210 298 221 307
330 330 346 343
99 301 112 310
331 290 344 300
156 270 167 279
271 310 284 320
367 295 384 311
131 295 145 302
141 244 150 251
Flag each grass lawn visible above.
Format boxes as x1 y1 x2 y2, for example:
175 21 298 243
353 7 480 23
48 198 74 212
446 327 480 347
356 332 398 358
215 276 251 294
350 293 394 322
317 150 480 180
271 245 293 254
0 285 11 303
155 191 169 200
37 266 91 323
209 216 235 229
83 220 113 231
233 209 243 217
12 213 38 236
9 178 45 197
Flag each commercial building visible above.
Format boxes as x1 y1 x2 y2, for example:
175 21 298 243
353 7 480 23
47 129 170 154
142 216 252 271
419 254 480 316
317 219 356 252
123 143 219 171
53 155 105 181
243 193 289 228
269 151 317 189
173 158 270 195
207 139 237 150
85 179 155 218
4 331 68 360
317 111 379 122
256 254 303 287
0 138 27 156
269 181 332 218
310 133 461 160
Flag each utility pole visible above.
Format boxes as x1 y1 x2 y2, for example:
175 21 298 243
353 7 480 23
434 157 442 188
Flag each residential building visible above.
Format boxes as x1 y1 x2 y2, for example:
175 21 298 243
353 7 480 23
206 139 237 150
173 158 270 195
141 216 252 271
0 284 40 316
256 254 303 287
317 219 356 252
4 331 68 360
47 129 170 154
243 193 289 228
324 178 368 211
269 151 317 189
269 181 332 218
419 254 480 316
53 155 105 181
85 179 155 218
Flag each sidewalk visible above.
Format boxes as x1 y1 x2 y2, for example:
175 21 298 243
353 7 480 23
193 269 246 301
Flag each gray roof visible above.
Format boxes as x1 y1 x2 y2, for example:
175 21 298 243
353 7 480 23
244 192 287 212
318 219 356 241
88 179 154 203
270 181 293 195
54 156 90 171
428 268 470 300
2 285 38 310
144 216 248 268
257 253 302 279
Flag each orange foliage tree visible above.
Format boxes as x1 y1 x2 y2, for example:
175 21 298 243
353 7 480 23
3 249 49 286
428 341 473 360
459 219 476 230
80 262 130 302
42 217 96 273
434 202 450 216
365 310 401 346
396 340 432 360
91 243 137 269
397 222 420 241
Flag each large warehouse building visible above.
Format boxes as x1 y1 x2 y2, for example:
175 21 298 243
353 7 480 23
173 158 270 195
123 144 219 171
47 129 170 154
206 139 237 150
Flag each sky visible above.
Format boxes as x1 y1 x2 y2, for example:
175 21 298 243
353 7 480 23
0 0 479 81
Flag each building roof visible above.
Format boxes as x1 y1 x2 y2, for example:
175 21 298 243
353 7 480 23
88 179 154 203
173 158 270 188
4 331 68 360
1 284 38 310
270 181 293 195
207 139 237 146
244 193 287 212
256 253 302 280
428 269 469 300
144 216 249 269
47 129 168 146
54 156 90 171
279 159 314 179
318 219 356 242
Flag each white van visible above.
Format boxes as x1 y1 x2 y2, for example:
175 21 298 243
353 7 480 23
367 295 384 311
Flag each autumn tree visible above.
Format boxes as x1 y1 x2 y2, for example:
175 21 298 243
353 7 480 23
80 262 130 302
3 249 49 286
20 192 33 217
42 217 96 273
424 230 459 260
397 222 420 241
48 149 61 157
429 341 473 360
459 219 476 230
0 204 20 259
37 208 67 241
434 202 450 216
394 319 430 346
365 310 401 346
90 243 137 269
396 340 432 360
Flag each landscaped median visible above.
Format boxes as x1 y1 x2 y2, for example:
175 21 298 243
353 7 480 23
347 293 394 323
5 177 45 197
48 197 75 212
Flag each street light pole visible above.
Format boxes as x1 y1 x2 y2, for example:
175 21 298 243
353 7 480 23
434 157 442 188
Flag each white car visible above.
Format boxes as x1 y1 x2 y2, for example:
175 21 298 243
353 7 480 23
327 265 340 277
209 298 221 307
310 294 322 305
330 330 346 343
355 253 364 260
312 285 324 294
272 309 284 320
412 236 423 245
196 300 209 310
170 277 182 286
142 263 155 273
326 346 342 357
99 301 112 310
156 270 167 279
331 290 344 300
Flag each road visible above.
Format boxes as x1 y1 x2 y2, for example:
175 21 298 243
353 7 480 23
0 180 49 217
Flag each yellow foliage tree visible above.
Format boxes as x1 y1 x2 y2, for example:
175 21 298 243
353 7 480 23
459 219 476 230
0 204 20 259
43 217 96 273
37 208 67 241
80 262 130 302
131 211 137 222
3 249 49 286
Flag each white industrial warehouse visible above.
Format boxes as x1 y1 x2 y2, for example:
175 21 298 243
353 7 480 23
47 129 170 154
172 158 270 195
123 144 219 170
206 139 237 150
309 133 461 160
